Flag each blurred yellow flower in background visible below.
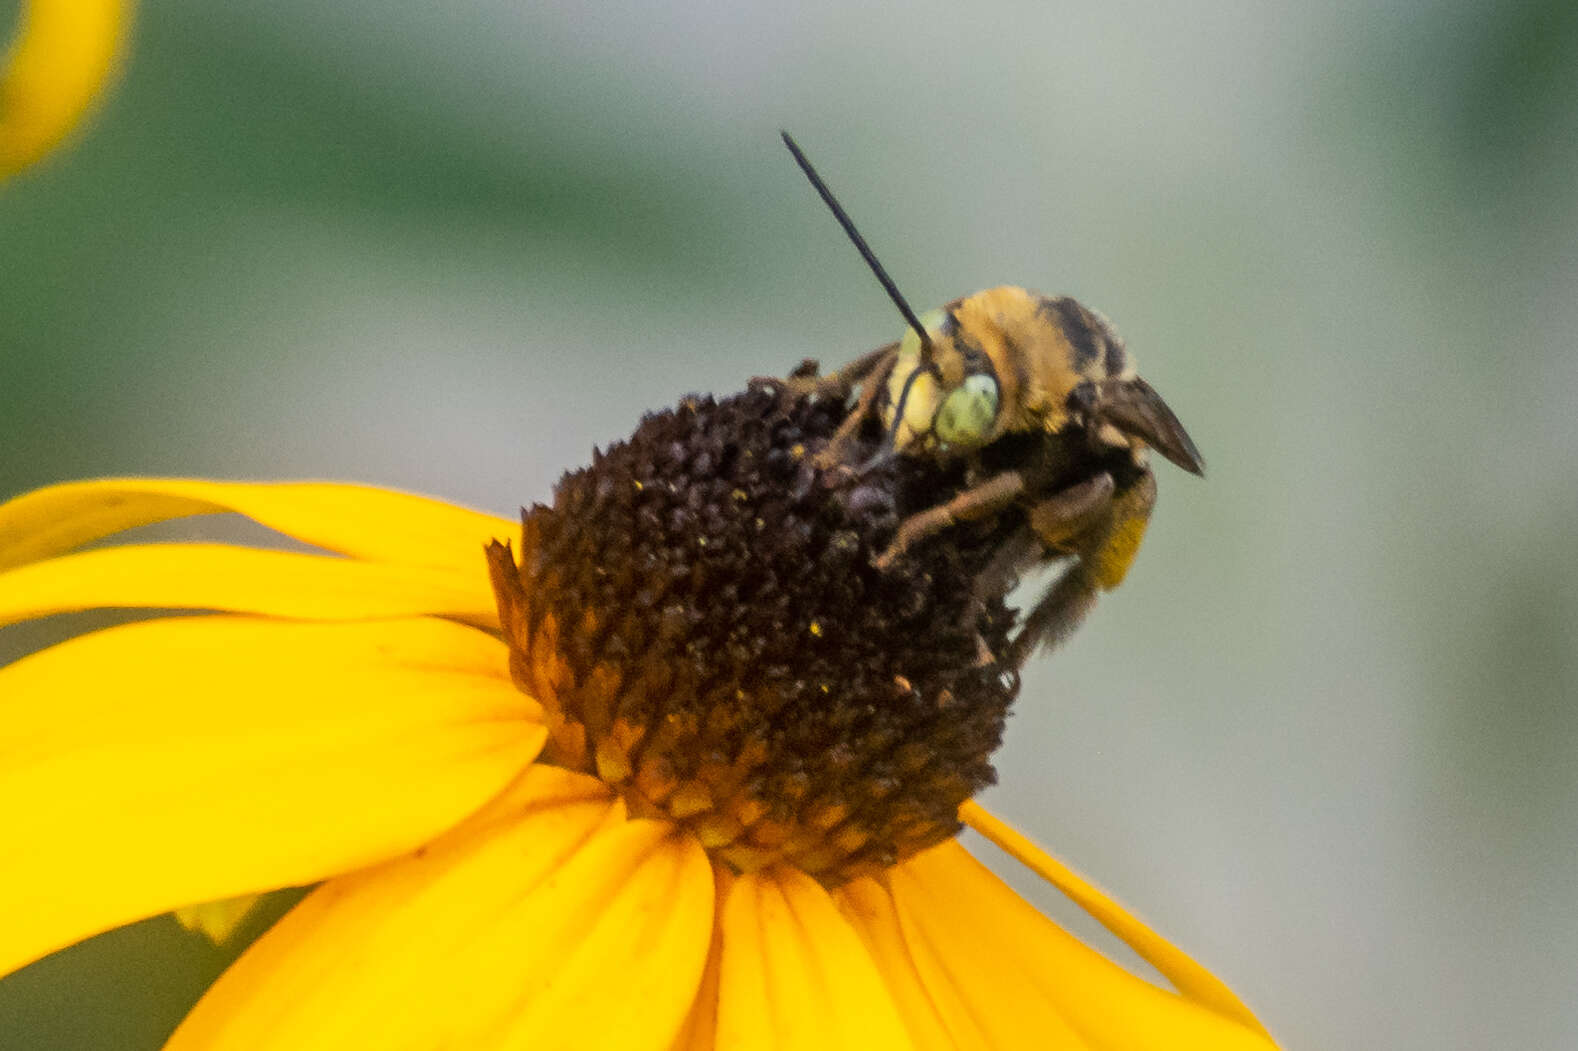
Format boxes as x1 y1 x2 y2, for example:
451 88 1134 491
0 0 130 177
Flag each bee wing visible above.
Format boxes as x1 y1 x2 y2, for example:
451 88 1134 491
1099 377 1205 475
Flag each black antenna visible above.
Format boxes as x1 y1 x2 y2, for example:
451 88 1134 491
781 131 932 356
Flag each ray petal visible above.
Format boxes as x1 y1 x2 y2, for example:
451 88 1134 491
166 766 715 1051
717 866 912 1050
961 800 1270 1034
667 867 726 1051
0 615 543 979
0 543 500 630
889 840 1277 1050
833 877 958 1051
0 478 514 575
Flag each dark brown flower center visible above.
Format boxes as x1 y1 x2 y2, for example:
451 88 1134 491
488 387 1019 884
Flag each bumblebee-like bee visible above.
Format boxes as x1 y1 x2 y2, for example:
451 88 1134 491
774 133 1204 667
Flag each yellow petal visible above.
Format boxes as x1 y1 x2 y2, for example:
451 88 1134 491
0 615 543 979
833 878 958 1051
0 478 514 576
0 0 130 177
717 866 913 1050
887 840 1277 1050
961 800 1270 1035
668 867 726 1051
166 766 715 1051
881 854 1091 1050
0 543 500 630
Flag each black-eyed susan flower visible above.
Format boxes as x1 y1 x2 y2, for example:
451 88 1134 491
0 0 131 177
0 387 1277 1049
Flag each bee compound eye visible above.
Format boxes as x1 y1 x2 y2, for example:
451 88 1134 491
934 373 1000 447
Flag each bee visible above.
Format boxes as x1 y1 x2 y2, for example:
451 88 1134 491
772 132 1204 668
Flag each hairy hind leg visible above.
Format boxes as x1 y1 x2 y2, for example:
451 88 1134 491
1010 470 1157 667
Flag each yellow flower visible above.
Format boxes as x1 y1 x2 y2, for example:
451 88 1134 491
0 0 131 177
0 473 1276 1049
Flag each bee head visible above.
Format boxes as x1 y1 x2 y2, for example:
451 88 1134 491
881 305 996 454
881 287 1204 475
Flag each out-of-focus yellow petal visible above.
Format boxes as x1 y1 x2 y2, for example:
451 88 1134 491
0 0 129 177
166 765 715 1051
888 840 1277 1050
0 615 543 979
0 542 500 630
0 478 514 576
961 801 1270 1035
718 866 912 1050
174 893 265 945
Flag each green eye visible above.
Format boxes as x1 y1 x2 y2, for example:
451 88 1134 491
934 374 999 447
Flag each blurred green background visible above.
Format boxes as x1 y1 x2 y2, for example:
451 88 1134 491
3 1 1576 1047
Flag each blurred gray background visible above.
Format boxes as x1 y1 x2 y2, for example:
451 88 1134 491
2 1 1576 1048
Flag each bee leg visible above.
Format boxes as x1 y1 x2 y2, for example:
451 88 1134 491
821 340 898 388
1008 561 1102 669
972 523 1038 604
750 341 897 401
814 347 899 469
1025 472 1117 546
874 470 1028 570
967 524 1040 666
1010 470 1156 667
